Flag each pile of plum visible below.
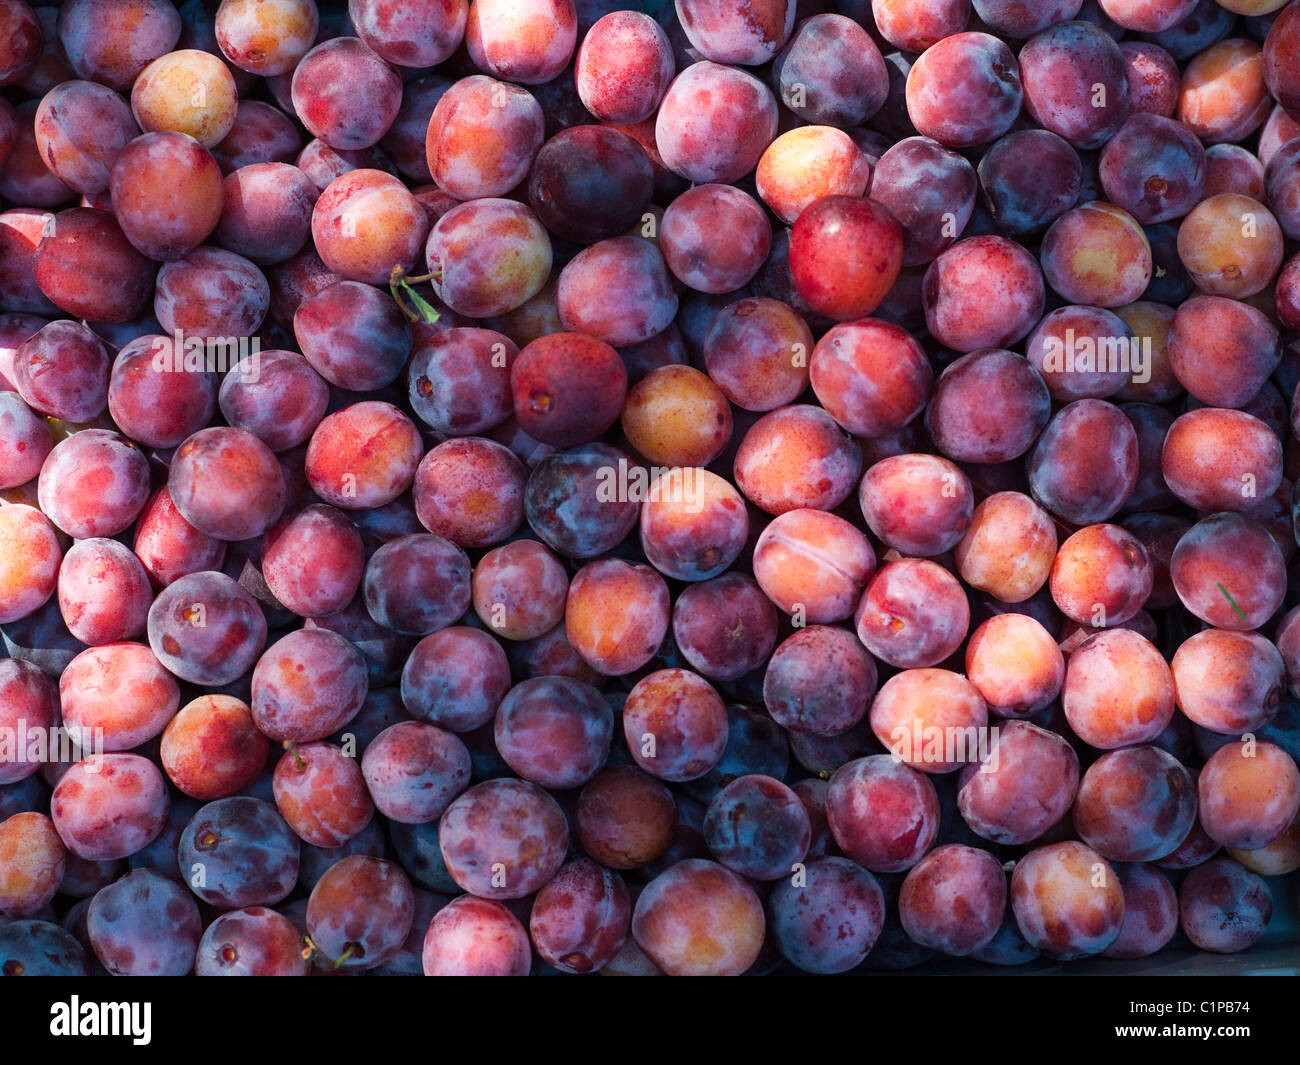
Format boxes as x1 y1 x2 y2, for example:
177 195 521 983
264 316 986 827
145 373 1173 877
1 0 1300 977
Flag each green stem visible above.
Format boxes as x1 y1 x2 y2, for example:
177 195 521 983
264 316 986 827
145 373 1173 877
389 266 443 324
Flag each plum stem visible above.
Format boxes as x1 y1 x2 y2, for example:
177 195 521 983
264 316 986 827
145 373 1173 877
302 935 354 969
389 265 443 324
